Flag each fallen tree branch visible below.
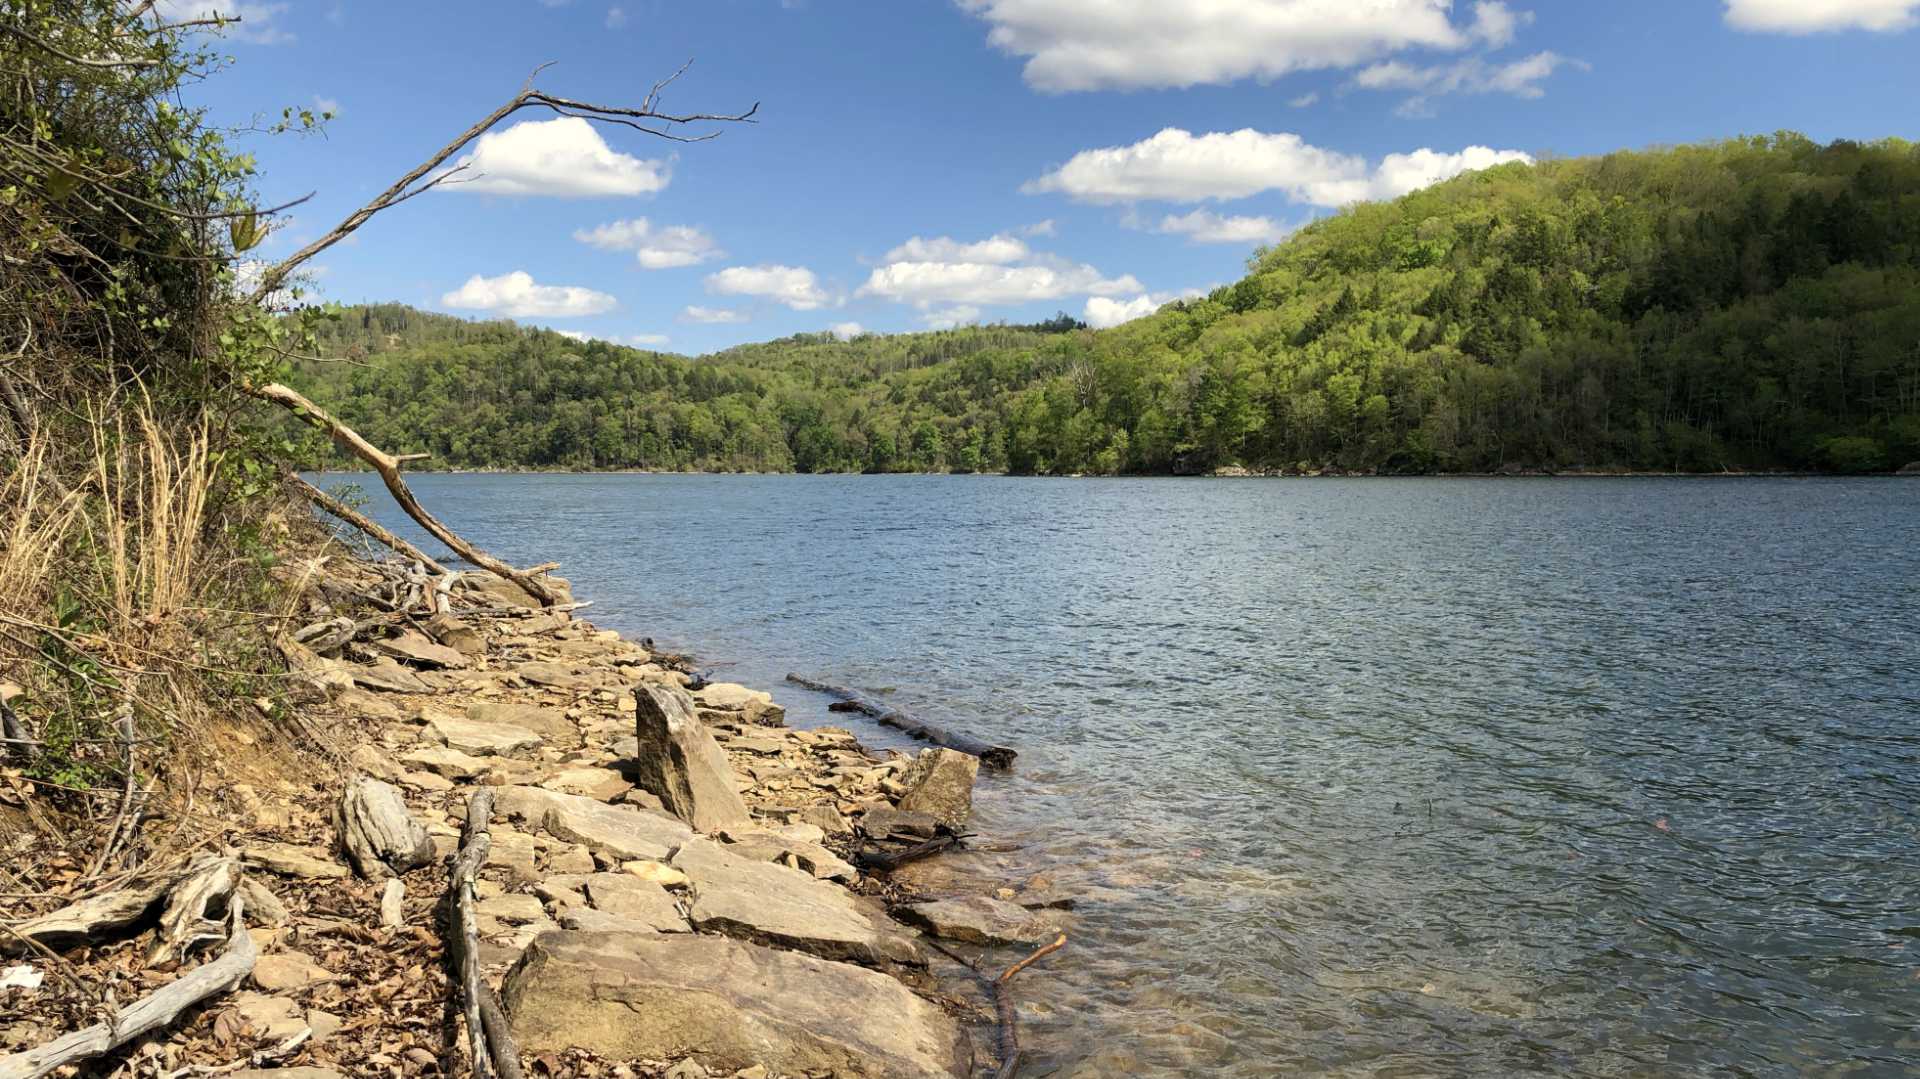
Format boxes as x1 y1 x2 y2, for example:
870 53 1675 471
0 896 255 1079
284 472 449 575
445 790 521 1079
991 933 1067 1079
255 394 555 603
786 674 1016 769
853 833 961 873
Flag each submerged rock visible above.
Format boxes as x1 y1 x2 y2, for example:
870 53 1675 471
632 684 752 833
893 896 1056 946
503 931 971 1078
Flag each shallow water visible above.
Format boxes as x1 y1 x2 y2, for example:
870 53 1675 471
336 474 1920 1077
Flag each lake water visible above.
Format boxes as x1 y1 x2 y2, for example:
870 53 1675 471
337 474 1920 1077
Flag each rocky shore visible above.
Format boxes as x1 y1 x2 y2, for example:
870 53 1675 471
1 564 1065 1078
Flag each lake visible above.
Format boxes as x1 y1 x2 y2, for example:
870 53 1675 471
335 473 1920 1077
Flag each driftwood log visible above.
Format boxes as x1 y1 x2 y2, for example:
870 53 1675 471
284 472 450 575
255 384 559 606
785 674 1015 769
446 790 524 1079
0 897 255 1079
853 833 962 873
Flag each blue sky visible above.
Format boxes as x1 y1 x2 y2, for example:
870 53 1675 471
179 0 1920 354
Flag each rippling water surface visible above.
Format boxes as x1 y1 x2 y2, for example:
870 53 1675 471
346 475 1920 1077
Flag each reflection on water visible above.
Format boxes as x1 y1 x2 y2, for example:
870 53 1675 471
338 474 1920 1077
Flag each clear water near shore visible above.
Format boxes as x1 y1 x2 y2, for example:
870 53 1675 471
333 473 1920 1077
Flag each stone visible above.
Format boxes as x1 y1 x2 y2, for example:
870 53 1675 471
729 736 788 756
720 832 857 883
502 931 971 1078
306 1009 343 1043
423 613 485 655
494 786 693 862
379 880 406 928
476 893 548 925
402 770 454 792
242 844 348 880
662 1061 708 1079
349 658 432 694
228 991 306 1041
518 661 588 689
672 840 922 966
469 702 574 741
622 860 688 888
462 570 571 610
893 897 1055 947
696 683 784 724
548 845 596 874
251 952 336 992
334 777 435 878
238 878 289 927
230 1070 343 1079
398 745 487 780
632 684 751 834
799 805 853 836
858 806 940 840
539 767 631 802
486 829 541 881
424 713 542 757
621 788 666 812
583 874 688 932
334 687 404 721
896 749 977 829
346 744 405 783
559 908 667 934
374 629 467 669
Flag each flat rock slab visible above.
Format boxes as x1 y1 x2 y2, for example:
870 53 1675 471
893 896 1057 947
503 931 971 1079
242 844 349 880
539 766 632 802
583 874 688 932
425 714 542 757
720 832 857 883
252 952 337 992
374 630 468 669
517 661 589 689
859 806 941 840
399 745 488 780
494 786 692 862
350 658 432 694
469 701 574 741
672 839 922 966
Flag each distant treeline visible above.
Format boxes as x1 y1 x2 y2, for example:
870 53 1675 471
288 133 1920 475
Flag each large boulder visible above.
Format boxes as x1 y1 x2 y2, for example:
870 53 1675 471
632 685 751 833
896 749 979 828
503 931 970 1079
671 839 922 966
333 778 434 878
493 786 692 862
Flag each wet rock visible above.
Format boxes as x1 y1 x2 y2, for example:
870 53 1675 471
584 874 688 932
252 952 336 992
373 629 468 669
893 897 1055 946
503 931 970 1078
896 749 978 829
858 806 940 840
672 839 923 966
494 786 692 862
423 713 542 757
469 701 573 741
334 777 435 878
632 685 751 834
242 844 349 880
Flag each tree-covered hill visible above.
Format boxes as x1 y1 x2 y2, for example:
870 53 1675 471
290 134 1920 475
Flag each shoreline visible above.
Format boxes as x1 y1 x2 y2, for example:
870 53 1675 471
303 465 1918 479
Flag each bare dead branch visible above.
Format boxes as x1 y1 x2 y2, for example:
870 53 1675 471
0 22 159 69
283 472 449 575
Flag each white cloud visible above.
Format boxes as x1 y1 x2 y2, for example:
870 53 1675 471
1084 295 1160 328
682 305 749 324
572 218 722 268
441 271 617 318
1352 51 1580 114
883 233 1030 264
1152 209 1295 245
958 0 1529 92
705 264 832 310
445 117 670 198
924 306 983 330
630 333 670 346
152 1 293 43
555 330 592 342
1026 127 1530 206
828 322 865 340
605 5 628 27
313 95 341 116
861 260 1142 309
1289 91 1320 108
1724 0 1920 32
1019 219 1058 237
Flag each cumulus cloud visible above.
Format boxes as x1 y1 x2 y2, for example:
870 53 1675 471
152 1 293 43
445 117 670 197
1026 127 1530 206
573 218 722 268
829 322 865 340
1084 286 1210 328
883 233 1032 264
682 305 749 324
441 271 616 318
1352 51 1581 114
705 264 833 310
924 306 983 330
958 0 1529 91
1150 209 1295 245
555 330 592 342
630 333 670 346
1019 219 1058 237
1724 0 1920 32
861 260 1142 309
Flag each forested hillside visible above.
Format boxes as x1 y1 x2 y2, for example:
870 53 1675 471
291 134 1920 474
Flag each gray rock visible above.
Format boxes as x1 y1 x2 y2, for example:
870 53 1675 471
494 786 692 862
582 874 688 932
632 685 751 834
893 896 1056 946
672 840 922 966
373 630 468 670
518 661 588 689
502 931 970 1078
334 777 435 878
349 658 432 694
858 805 940 840
896 749 978 829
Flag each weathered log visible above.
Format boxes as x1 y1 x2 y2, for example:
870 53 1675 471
336 777 435 879
257 386 557 605
446 790 522 1079
5 876 174 952
853 833 961 873
785 674 1015 769
284 472 449 575
0 897 255 1079
147 855 239 965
